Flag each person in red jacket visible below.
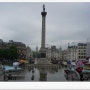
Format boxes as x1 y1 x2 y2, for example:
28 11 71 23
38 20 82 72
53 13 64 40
76 67 83 81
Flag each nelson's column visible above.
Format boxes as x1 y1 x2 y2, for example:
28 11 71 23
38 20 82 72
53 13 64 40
40 4 47 58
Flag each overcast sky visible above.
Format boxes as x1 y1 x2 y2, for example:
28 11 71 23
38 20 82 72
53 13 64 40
0 2 90 50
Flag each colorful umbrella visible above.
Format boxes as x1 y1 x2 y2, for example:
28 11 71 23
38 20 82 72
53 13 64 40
13 62 20 66
76 60 84 68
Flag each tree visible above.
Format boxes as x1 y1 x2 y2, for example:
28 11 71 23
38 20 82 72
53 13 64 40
0 45 18 63
8 45 18 60
32 51 40 58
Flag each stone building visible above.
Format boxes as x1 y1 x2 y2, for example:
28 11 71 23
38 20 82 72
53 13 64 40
0 39 9 49
13 42 26 60
26 46 31 60
58 46 63 61
46 48 51 60
62 50 67 61
86 42 90 58
77 43 87 60
36 46 38 52
0 39 27 60
46 45 63 61
67 45 77 61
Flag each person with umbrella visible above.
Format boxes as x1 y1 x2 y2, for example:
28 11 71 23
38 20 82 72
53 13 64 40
13 61 20 70
76 60 84 81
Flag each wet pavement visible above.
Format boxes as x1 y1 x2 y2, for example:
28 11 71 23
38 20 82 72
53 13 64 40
0 64 90 81
0 65 67 81
23 66 66 81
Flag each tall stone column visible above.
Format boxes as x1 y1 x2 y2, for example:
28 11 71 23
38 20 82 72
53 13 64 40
40 4 47 58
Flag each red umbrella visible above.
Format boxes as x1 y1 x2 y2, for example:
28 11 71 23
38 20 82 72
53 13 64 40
76 60 84 68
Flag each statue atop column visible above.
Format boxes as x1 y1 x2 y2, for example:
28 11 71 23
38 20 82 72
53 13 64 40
43 4 45 11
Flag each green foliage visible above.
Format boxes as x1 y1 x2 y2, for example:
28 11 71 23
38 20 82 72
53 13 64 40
8 45 18 60
0 45 18 60
32 51 40 58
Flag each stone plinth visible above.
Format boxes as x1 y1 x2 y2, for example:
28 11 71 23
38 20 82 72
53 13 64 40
37 58 50 64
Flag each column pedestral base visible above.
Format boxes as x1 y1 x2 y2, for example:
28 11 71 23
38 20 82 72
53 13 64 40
37 58 50 64
40 52 46 58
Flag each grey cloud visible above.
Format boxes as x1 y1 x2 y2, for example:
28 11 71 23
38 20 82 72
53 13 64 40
0 2 90 50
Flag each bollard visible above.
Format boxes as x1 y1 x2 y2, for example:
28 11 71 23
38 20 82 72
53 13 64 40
71 75 74 81
80 73 83 81
13 76 16 80
8 74 11 80
3 74 6 81
15 66 17 70
31 75 34 80
65 70 69 80
3 67 6 81
5 75 8 81
32 69 34 73
28 68 30 72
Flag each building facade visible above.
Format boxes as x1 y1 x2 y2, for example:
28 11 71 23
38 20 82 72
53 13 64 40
40 42 90 62
67 45 77 61
62 50 67 61
9 40 27 60
77 43 87 60
46 45 63 61
58 47 63 61
0 39 27 60
26 46 32 60
86 42 90 58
